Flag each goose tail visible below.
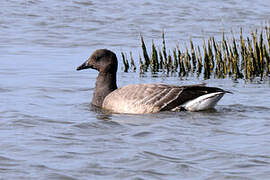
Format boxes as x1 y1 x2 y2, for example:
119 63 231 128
182 92 226 111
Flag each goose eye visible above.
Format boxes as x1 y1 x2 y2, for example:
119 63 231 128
95 55 103 61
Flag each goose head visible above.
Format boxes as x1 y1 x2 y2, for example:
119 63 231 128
77 49 118 74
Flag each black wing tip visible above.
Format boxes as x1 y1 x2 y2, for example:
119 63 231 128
223 90 233 94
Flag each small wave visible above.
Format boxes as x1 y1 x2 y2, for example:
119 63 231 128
221 104 270 113
46 173 79 180
0 88 12 93
132 131 153 137
73 1 93 6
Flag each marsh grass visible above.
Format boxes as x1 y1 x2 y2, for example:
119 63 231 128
121 26 270 80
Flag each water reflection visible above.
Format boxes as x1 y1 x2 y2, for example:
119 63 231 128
90 104 113 121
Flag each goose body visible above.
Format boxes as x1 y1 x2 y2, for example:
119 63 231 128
77 49 229 114
103 84 226 113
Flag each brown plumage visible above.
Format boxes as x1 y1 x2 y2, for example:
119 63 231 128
77 49 229 114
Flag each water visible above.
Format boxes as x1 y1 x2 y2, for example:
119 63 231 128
1 0 270 179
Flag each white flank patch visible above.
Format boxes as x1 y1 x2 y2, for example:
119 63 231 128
182 92 225 111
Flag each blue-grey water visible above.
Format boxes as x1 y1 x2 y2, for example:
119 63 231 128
1 0 270 179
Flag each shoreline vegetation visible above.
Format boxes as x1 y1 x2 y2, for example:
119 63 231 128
121 26 270 81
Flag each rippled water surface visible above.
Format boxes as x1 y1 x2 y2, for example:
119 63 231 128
1 0 270 179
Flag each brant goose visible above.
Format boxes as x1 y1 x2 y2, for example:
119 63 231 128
77 49 230 114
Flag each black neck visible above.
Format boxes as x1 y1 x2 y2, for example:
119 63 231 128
92 71 117 107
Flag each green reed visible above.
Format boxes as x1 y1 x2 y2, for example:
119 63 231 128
121 52 129 73
151 40 159 73
140 33 150 71
121 26 270 81
129 52 136 72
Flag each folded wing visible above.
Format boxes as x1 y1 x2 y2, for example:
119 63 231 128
102 84 226 114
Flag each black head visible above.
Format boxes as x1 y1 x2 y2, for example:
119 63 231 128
77 49 118 73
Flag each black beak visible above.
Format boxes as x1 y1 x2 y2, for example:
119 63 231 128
76 60 91 71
